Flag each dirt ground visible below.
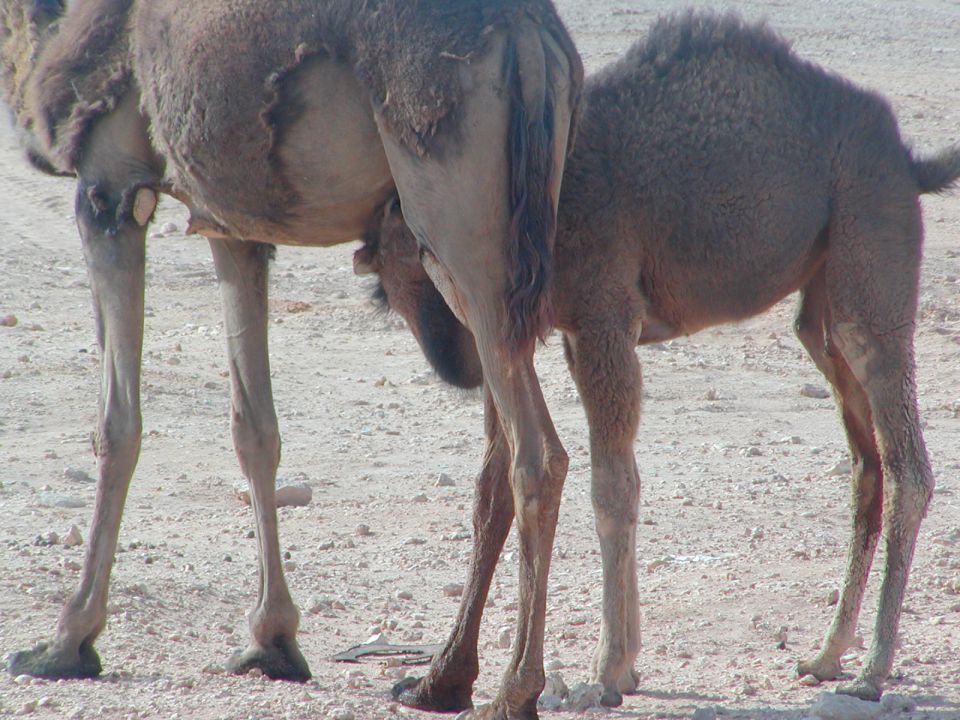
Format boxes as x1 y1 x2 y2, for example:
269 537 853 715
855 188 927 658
1 1 958 719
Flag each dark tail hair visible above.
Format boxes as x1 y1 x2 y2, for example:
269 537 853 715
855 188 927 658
911 145 960 195
501 25 577 352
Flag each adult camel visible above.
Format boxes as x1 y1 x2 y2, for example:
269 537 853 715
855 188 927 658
0 1 582 717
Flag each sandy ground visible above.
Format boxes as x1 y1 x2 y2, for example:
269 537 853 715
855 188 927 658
1 1 958 719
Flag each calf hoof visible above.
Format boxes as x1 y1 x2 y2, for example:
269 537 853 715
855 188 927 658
225 636 310 682
393 675 473 713
7 640 102 679
837 677 883 702
600 687 623 708
796 655 843 682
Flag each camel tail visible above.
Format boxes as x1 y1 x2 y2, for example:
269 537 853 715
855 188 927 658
502 29 563 352
910 145 960 195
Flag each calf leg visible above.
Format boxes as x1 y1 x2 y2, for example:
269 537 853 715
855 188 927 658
795 271 884 683
208 238 309 681
394 388 514 712
563 328 642 707
9 94 155 679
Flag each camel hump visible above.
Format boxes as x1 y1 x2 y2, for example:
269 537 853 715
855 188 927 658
910 146 960 195
502 17 583 351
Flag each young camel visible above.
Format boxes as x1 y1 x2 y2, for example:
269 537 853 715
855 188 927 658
356 11 960 710
1 1 584 715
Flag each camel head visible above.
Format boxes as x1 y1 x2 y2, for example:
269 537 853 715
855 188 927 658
355 197 484 390
0 0 64 118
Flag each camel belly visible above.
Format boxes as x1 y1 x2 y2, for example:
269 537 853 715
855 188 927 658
153 52 394 246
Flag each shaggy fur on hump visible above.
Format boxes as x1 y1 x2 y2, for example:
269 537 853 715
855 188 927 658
20 0 133 173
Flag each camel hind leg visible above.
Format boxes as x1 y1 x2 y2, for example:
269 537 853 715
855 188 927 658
562 326 642 708
379 27 574 720
794 268 884 683
208 237 309 682
9 94 156 679
799 186 933 699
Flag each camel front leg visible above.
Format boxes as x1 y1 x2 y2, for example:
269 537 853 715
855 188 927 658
208 238 309 682
9 95 155 680
394 388 514 712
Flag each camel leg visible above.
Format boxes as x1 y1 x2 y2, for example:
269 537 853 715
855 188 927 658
394 388 514 712
562 329 642 707
378 29 573 720
794 269 884 683
8 95 156 680
208 237 309 682
801 195 933 700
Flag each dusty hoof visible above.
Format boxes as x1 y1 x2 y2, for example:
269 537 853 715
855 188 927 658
618 666 640 694
837 677 883 702
225 637 311 682
392 675 473 713
600 686 623 708
7 640 102 679
796 655 843 682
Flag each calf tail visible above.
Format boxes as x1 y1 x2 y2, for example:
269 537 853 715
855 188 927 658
910 145 960 195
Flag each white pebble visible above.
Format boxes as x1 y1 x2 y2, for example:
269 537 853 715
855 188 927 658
435 473 455 487
800 384 831 399
809 692 882 720
64 525 83 547
63 467 94 483
497 628 511 649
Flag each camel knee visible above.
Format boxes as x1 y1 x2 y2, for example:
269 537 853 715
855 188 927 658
511 442 568 520
231 413 281 472
76 179 157 238
94 408 142 466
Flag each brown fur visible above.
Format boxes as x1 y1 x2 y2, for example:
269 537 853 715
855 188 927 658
364 11 960 708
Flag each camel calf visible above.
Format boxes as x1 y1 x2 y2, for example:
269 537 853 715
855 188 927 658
356 11 960 710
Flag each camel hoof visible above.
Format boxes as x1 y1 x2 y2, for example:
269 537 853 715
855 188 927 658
225 637 311 682
836 678 883 702
796 656 843 682
618 666 641 694
600 687 623 708
7 641 102 679
392 675 474 713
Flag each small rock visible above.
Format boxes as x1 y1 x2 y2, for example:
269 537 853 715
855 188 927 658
545 658 565 672
37 493 86 509
435 473 455 487
330 709 354 720
801 384 831 400
1 314 18 327
63 525 83 547
161 222 178 234
497 628 511 649
538 694 563 711
543 672 568 698
809 692 882 720
828 459 853 477
565 682 603 712
35 531 59 546
63 467 94 483
412 493 428 503
355 524 371 537
799 674 822 687
403 537 427 546
693 708 718 720
396 590 413 601
879 694 916 713
234 478 312 507
18 700 37 715
442 583 464 598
